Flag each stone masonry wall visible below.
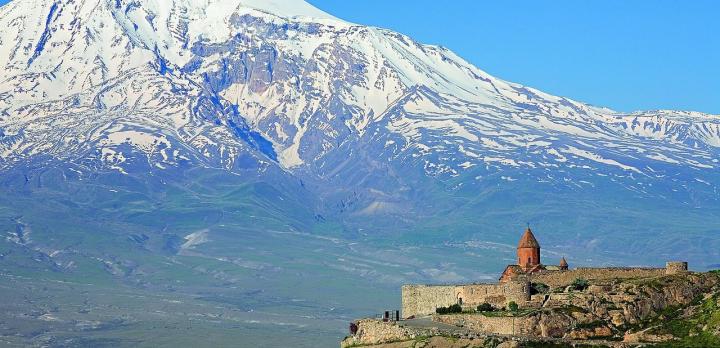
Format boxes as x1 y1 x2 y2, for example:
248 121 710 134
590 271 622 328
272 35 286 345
666 262 688 275
530 267 666 288
402 267 672 318
402 281 529 318
457 282 529 309
402 284 454 319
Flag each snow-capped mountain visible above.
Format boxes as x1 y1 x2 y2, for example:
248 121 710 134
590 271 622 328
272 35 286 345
2 3 719 345
0 0 718 217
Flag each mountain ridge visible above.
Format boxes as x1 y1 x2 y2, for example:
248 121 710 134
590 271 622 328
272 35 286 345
0 0 718 263
1 0 717 173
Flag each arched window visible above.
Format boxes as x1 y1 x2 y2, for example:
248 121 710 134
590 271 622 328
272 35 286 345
528 257 531 264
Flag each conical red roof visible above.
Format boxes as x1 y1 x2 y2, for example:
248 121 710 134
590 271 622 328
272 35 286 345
560 257 568 267
518 227 540 249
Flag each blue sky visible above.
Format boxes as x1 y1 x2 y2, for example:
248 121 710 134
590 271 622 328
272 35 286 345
1 0 717 113
307 0 719 114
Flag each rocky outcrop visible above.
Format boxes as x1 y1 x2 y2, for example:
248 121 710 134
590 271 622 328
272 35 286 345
344 272 720 347
341 336 508 348
340 319 443 348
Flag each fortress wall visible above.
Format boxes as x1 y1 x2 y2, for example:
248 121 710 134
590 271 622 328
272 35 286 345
531 267 666 288
402 281 530 318
458 281 529 307
402 267 673 318
401 285 456 318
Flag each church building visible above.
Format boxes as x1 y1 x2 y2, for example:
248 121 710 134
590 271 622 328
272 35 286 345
499 226 567 282
402 225 687 318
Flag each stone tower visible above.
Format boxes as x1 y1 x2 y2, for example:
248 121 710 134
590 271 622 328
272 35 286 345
666 261 688 275
518 227 540 271
559 257 569 271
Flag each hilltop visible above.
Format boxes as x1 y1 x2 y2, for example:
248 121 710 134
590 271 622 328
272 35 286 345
342 270 720 348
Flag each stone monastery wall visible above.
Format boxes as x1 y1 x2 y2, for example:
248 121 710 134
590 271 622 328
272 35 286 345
402 266 673 318
530 267 666 287
401 281 528 318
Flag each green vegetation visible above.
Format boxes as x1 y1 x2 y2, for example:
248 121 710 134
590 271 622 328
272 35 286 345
551 287 565 293
476 302 495 312
508 301 519 312
571 277 590 291
630 276 676 291
435 304 462 314
651 293 720 348
530 282 550 295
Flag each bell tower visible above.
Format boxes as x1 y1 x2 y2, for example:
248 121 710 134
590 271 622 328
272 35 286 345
517 226 540 271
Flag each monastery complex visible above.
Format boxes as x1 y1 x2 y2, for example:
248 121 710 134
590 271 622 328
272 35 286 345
401 227 689 318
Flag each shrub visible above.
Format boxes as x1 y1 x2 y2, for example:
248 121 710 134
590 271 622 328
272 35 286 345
508 301 519 312
435 304 462 314
571 277 590 291
530 282 550 295
477 303 494 312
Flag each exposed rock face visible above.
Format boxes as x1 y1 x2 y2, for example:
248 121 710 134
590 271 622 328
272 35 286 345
340 319 442 347
562 272 718 329
343 337 517 348
433 314 533 336
342 336 501 348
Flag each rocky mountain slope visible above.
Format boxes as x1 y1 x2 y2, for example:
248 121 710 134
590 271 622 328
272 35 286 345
1 0 718 262
2 0 719 173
